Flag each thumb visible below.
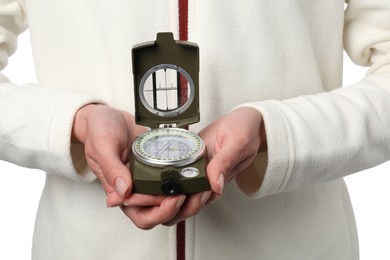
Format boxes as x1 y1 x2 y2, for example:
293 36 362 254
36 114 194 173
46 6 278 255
97 151 132 199
206 142 244 195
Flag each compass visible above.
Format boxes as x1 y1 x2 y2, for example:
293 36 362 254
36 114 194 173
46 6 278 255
130 33 210 196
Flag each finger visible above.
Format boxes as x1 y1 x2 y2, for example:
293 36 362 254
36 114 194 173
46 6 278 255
92 150 133 199
121 195 186 230
163 191 212 226
208 192 223 205
206 142 248 194
123 193 166 207
110 193 180 209
106 192 124 207
85 157 125 207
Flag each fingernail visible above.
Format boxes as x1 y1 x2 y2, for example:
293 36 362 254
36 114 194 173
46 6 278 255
200 191 212 206
115 177 128 198
106 200 122 208
176 196 186 209
123 196 133 207
106 202 115 208
217 173 225 194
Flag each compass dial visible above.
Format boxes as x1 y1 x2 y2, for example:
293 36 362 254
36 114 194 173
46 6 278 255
132 128 205 168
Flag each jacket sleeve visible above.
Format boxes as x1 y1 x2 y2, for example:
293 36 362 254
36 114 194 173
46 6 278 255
235 0 390 198
0 0 101 182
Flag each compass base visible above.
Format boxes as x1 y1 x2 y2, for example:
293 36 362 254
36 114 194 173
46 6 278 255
130 156 210 195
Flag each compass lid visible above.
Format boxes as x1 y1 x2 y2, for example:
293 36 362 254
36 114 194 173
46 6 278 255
132 32 200 128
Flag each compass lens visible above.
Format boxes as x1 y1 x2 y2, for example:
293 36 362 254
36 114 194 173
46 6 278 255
143 67 191 112
139 64 195 117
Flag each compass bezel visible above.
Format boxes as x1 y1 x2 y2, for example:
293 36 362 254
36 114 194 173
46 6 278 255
132 128 205 168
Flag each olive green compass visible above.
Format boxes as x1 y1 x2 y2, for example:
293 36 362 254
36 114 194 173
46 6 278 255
129 32 211 196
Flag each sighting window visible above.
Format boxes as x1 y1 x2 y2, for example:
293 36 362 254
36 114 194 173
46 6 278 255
140 64 194 117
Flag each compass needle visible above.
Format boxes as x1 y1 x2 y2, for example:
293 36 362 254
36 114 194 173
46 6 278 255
156 133 181 158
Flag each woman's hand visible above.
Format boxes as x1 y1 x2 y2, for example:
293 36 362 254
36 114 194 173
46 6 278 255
199 106 266 196
72 104 146 207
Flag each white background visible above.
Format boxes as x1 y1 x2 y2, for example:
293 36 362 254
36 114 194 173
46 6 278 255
0 31 389 259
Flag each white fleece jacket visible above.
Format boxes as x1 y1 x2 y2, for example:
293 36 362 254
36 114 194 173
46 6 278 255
1 0 390 259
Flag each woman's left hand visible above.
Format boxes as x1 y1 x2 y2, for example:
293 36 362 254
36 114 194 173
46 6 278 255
161 107 266 226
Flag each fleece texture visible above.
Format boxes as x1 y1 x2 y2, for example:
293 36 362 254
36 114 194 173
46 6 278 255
1 0 390 259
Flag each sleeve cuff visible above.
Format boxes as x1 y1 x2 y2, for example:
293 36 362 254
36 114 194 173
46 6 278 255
0 83 105 182
233 101 296 198
46 90 106 182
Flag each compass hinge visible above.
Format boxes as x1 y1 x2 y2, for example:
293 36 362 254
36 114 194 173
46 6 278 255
159 123 178 128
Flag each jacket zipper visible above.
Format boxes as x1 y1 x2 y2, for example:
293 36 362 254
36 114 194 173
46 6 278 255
177 2 188 260
179 0 188 41
178 0 189 108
